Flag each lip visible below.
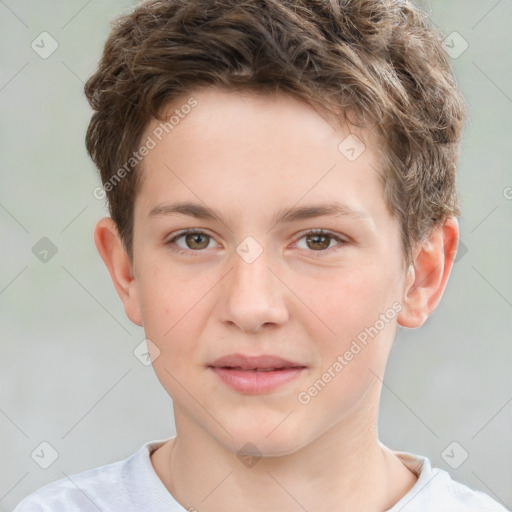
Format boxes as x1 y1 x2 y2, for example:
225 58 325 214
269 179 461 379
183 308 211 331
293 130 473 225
210 353 305 370
208 353 307 394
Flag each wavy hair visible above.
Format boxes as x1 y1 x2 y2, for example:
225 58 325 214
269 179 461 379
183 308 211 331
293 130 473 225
85 0 467 266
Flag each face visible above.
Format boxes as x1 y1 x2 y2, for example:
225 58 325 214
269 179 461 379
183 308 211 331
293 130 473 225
128 87 410 455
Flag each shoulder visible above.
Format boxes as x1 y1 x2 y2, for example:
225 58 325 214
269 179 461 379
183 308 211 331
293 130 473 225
391 450 509 512
428 468 508 512
12 459 128 511
12 440 166 512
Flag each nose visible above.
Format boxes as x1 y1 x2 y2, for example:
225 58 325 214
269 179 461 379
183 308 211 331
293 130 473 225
218 243 289 333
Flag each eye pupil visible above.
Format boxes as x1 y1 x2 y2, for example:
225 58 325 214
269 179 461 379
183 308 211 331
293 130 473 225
186 233 209 250
172 230 340 254
306 234 330 250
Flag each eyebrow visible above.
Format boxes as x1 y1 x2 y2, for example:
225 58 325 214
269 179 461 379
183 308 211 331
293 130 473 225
148 200 372 227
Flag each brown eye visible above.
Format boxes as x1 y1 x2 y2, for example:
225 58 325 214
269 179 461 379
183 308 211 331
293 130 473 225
166 229 217 253
184 232 210 250
305 233 334 251
295 230 345 254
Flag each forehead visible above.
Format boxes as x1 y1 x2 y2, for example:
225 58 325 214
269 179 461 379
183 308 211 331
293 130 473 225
154 86 377 148
135 87 388 226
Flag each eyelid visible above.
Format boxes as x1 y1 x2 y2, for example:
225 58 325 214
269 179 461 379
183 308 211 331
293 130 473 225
166 227 215 241
165 228 221 255
292 228 347 253
294 228 347 242
165 228 348 255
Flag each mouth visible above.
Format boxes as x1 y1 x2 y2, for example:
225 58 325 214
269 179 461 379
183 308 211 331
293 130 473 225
208 353 307 394
214 366 302 371
209 353 306 370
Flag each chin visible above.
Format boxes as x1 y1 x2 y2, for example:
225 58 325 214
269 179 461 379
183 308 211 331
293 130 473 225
219 427 306 459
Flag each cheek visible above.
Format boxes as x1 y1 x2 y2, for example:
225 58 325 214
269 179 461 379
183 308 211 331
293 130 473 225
295 264 401 399
136 263 197 348
137 249 202 322
301 264 400 339
138 272 209 393
296 270 399 417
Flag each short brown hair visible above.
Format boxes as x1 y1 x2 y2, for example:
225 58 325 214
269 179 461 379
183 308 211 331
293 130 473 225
85 0 467 266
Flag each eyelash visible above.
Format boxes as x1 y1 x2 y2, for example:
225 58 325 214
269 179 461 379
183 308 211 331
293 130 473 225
165 228 347 257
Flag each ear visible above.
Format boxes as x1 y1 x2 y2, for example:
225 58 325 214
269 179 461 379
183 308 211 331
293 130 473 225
397 216 459 328
93 217 143 326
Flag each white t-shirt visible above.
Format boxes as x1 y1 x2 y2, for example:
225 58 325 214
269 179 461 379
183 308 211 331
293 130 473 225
13 438 508 511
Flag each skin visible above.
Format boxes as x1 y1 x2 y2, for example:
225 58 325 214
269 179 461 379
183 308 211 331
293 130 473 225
95 86 459 511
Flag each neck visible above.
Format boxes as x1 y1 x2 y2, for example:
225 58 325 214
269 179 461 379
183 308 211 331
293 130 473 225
156 408 417 512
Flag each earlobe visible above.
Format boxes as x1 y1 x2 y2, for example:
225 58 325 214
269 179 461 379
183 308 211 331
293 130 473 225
93 217 143 326
397 217 459 329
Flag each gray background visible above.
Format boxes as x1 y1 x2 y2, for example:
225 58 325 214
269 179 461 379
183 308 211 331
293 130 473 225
0 0 511 510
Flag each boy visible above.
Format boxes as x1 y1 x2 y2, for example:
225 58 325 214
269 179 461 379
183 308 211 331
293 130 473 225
14 0 508 510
